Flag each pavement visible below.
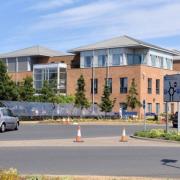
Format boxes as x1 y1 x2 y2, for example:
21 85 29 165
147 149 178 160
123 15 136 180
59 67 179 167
0 136 180 147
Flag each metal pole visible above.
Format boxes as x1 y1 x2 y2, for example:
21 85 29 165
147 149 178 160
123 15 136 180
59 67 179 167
178 102 180 133
165 102 168 133
92 50 95 114
144 102 146 131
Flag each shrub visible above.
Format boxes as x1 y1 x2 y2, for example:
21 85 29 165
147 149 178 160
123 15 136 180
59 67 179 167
134 129 180 141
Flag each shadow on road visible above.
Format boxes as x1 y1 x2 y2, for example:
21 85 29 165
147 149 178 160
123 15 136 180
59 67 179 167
161 159 180 169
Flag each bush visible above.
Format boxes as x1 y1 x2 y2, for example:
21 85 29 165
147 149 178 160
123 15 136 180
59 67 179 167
0 168 18 180
134 129 180 141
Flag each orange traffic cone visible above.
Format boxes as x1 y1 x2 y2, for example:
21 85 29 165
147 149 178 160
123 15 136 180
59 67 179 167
74 125 84 142
120 128 128 142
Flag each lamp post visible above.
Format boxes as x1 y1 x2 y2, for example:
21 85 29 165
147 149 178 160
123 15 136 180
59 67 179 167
92 50 95 114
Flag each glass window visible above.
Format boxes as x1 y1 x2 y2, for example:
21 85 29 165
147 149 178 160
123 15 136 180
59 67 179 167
151 55 156 67
156 103 160 115
18 57 29 72
127 54 133 65
148 78 152 94
166 58 172 70
120 78 128 94
127 54 141 65
160 57 164 68
112 54 123 66
105 78 112 93
134 55 142 64
84 56 92 68
147 103 152 113
156 79 160 94
59 68 67 93
98 55 106 67
7 58 16 72
91 79 98 94
120 103 127 111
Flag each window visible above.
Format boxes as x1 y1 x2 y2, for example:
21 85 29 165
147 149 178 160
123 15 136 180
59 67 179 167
112 54 123 66
166 58 172 70
156 79 160 94
7 58 16 72
18 57 29 72
120 103 127 111
148 78 152 94
147 103 152 113
127 54 141 65
91 79 98 94
156 103 160 115
98 55 106 67
150 55 156 67
105 78 112 93
84 56 92 68
59 68 66 93
160 57 164 68
120 78 128 93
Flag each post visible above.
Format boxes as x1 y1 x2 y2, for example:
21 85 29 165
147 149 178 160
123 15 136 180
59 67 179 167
178 102 180 133
143 100 146 131
92 50 95 114
165 102 168 133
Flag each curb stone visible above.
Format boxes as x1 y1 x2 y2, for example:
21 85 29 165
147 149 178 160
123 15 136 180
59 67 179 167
131 135 180 144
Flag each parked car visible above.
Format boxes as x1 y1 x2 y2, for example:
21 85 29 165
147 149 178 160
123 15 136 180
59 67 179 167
0 107 19 133
171 112 178 128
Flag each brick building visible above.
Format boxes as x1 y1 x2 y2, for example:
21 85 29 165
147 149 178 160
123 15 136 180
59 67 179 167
0 36 180 117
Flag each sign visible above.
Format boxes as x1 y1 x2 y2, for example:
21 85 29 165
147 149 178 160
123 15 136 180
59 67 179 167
164 74 180 102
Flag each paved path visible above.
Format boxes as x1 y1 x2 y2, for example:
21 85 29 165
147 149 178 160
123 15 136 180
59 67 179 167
0 136 180 147
0 146 180 178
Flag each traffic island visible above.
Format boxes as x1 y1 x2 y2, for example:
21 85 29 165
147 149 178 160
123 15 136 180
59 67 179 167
132 129 180 143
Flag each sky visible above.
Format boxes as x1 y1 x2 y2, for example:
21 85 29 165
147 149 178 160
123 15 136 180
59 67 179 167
0 0 180 53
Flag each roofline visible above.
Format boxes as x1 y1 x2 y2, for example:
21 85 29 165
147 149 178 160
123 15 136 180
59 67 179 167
69 44 178 55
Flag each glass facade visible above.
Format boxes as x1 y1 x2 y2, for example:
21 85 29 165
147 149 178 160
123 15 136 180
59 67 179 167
105 78 112 93
33 63 67 94
112 54 123 66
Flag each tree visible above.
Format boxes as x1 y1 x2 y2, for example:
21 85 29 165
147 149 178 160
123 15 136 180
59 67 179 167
39 81 56 102
0 61 19 100
126 78 141 110
99 84 115 115
19 76 35 101
74 75 90 112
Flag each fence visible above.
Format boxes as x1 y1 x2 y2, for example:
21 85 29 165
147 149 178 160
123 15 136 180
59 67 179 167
0 101 105 118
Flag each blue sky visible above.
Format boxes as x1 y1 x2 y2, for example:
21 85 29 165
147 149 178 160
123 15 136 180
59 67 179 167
1 0 180 53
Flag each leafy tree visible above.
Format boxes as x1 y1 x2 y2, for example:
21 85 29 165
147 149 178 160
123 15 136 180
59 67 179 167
0 61 19 100
19 76 35 101
74 75 90 111
99 84 115 115
54 95 75 104
39 81 56 102
126 78 141 110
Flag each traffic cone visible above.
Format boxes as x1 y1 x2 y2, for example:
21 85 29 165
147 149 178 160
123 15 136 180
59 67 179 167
74 125 84 142
120 128 128 142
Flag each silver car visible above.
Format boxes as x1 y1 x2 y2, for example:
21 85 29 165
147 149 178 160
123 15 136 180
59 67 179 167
0 107 19 133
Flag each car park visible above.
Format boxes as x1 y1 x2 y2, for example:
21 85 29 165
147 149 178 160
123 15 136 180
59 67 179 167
0 107 19 133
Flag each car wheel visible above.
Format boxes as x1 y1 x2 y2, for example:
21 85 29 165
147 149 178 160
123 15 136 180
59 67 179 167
0 123 6 133
14 122 19 130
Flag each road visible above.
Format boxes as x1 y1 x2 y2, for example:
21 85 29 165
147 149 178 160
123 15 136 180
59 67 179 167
0 146 180 178
0 124 166 141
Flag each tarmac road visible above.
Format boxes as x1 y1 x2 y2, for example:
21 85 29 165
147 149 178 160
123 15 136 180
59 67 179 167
0 124 167 141
0 146 179 178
